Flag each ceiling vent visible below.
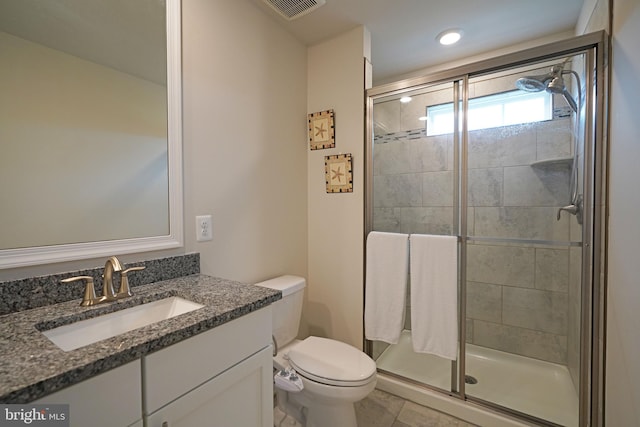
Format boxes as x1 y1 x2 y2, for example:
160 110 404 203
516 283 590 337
262 0 326 21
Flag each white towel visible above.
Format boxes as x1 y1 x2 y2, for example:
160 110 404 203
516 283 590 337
410 234 458 360
364 231 409 344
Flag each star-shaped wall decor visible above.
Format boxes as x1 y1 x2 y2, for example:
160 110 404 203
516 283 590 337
331 165 345 183
315 122 328 139
325 153 353 193
308 110 335 150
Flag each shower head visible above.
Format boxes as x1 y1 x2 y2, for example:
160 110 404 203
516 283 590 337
515 74 551 92
515 64 578 113
515 65 562 92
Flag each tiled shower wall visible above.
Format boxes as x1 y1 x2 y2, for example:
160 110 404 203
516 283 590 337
372 75 582 367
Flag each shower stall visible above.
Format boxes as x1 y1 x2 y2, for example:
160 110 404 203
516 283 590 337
364 33 606 427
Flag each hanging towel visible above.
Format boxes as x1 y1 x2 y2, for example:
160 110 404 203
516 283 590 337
410 234 458 360
364 231 409 344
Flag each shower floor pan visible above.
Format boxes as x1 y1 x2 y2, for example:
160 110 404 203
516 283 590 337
376 330 578 427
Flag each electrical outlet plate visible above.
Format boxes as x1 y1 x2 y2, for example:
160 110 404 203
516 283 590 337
195 215 212 242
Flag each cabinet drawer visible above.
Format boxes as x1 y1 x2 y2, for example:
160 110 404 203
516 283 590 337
146 346 273 427
144 307 271 413
34 360 141 427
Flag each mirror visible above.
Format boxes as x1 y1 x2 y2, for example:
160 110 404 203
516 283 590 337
0 0 183 268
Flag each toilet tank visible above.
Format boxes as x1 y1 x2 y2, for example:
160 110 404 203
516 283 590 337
254 275 305 349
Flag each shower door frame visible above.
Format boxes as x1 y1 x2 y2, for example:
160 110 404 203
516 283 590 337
364 31 607 427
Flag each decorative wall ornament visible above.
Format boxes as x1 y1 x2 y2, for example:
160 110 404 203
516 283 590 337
308 109 335 150
325 153 353 193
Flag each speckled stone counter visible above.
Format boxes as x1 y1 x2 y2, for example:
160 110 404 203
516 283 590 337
0 274 281 403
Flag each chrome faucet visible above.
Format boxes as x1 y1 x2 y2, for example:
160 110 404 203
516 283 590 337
102 256 123 301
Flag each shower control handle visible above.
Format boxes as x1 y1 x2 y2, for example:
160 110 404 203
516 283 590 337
557 204 579 220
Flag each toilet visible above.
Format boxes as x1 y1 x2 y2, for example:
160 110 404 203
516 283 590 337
255 275 376 427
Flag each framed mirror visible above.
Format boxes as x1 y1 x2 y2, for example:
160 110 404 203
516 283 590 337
0 0 183 268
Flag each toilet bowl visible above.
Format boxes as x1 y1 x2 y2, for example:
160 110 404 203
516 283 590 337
255 276 377 427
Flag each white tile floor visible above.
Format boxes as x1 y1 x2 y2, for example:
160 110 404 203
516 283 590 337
274 389 476 427
355 389 478 427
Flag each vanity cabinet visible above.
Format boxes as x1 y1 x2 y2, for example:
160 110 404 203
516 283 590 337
31 306 273 426
34 360 142 427
144 307 273 427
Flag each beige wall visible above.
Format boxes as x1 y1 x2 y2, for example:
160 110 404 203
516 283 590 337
606 0 640 425
576 0 610 34
181 0 308 284
305 26 371 349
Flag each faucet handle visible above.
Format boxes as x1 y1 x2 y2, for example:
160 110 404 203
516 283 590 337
116 266 145 299
61 276 98 307
122 266 146 274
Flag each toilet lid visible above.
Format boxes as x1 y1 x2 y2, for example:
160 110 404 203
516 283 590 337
287 336 376 387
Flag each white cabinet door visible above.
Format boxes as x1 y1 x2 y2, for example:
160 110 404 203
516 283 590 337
147 346 273 427
34 360 142 427
144 307 272 414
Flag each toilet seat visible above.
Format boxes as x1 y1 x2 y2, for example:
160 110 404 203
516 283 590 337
287 336 376 387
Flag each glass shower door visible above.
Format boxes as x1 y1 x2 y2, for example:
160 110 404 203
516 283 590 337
463 53 588 426
369 80 462 393
366 33 604 427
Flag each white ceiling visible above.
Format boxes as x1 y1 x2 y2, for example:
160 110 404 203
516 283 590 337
249 0 585 83
0 0 585 86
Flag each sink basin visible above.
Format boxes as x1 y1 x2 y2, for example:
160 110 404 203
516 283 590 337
42 297 204 351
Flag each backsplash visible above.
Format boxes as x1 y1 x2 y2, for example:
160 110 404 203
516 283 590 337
0 254 200 316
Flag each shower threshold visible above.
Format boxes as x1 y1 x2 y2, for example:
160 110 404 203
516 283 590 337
376 330 578 427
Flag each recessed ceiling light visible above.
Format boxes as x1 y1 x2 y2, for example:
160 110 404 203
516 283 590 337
437 29 463 46
400 96 412 103
418 116 428 121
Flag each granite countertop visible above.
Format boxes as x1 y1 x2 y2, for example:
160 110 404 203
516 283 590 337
0 274 281 403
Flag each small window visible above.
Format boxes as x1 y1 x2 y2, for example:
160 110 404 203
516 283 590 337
424 90 552 136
